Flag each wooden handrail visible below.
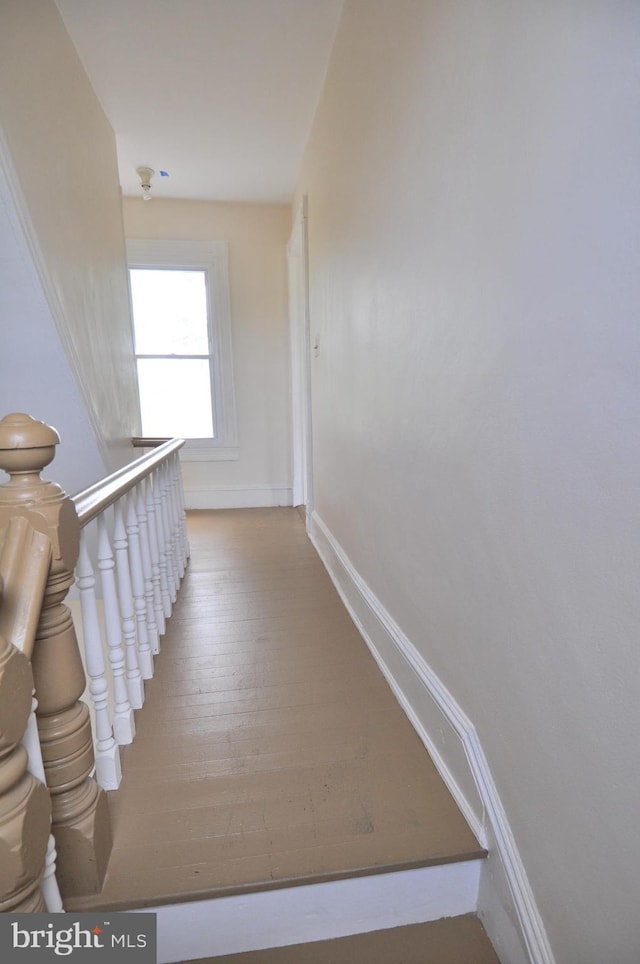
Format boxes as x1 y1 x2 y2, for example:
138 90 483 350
131 437 170 448
73 438 185 527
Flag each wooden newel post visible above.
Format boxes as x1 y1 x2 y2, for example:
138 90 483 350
0 618 51 912
0 414 112 898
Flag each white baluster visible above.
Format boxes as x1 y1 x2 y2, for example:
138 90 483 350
137 482 162 652
97 514 135 745
22 698 64 912
175 450 191 563
41 827 63 913
113 502 144 709
76 531 122 788
145 477 167 634
159 461 178 603
125 493 153 679
151 472 172 618
163 459 181 591
169 453 185 581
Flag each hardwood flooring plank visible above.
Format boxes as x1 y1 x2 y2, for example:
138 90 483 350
190 917 500 964
115 720 423 784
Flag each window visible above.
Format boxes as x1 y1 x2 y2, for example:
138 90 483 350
127 239 238 459
130 268 214 438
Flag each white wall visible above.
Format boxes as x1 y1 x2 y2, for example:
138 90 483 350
122 199 292 508
294 2 640 962
0 0 140 476
0 163 106 495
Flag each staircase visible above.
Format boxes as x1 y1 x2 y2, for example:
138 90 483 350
0 415 498 961
63 508 498 962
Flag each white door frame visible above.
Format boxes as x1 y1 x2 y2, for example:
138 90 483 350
287 196 313 526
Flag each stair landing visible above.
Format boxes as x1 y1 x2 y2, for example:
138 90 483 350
67 508 484 911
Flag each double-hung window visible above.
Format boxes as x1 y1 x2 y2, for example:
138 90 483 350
127 239 238 458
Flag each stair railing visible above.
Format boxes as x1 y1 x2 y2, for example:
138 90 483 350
0 412 111 904
0 413 188 907
72 433 188 792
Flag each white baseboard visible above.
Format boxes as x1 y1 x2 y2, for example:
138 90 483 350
309 510 555 964
184 484 293 510
140 862 483 963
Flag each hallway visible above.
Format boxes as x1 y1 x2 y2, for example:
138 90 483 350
67 508 483 912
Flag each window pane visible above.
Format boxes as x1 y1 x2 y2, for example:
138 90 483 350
130 269 209 354
137 359 214 438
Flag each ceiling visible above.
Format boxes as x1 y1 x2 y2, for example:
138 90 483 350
55 0 344 203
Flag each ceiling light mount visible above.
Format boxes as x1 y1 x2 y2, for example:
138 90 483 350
136 166 155 201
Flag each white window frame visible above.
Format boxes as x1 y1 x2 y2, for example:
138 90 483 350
127 239 238 460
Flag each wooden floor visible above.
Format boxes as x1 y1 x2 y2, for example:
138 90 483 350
192 917 500 964
68 508 484 911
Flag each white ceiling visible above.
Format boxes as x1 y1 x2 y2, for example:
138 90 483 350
55 0 343 203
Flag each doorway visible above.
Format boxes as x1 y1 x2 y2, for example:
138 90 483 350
287 197 313 525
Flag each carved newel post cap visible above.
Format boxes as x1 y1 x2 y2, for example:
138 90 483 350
0 413 60 477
